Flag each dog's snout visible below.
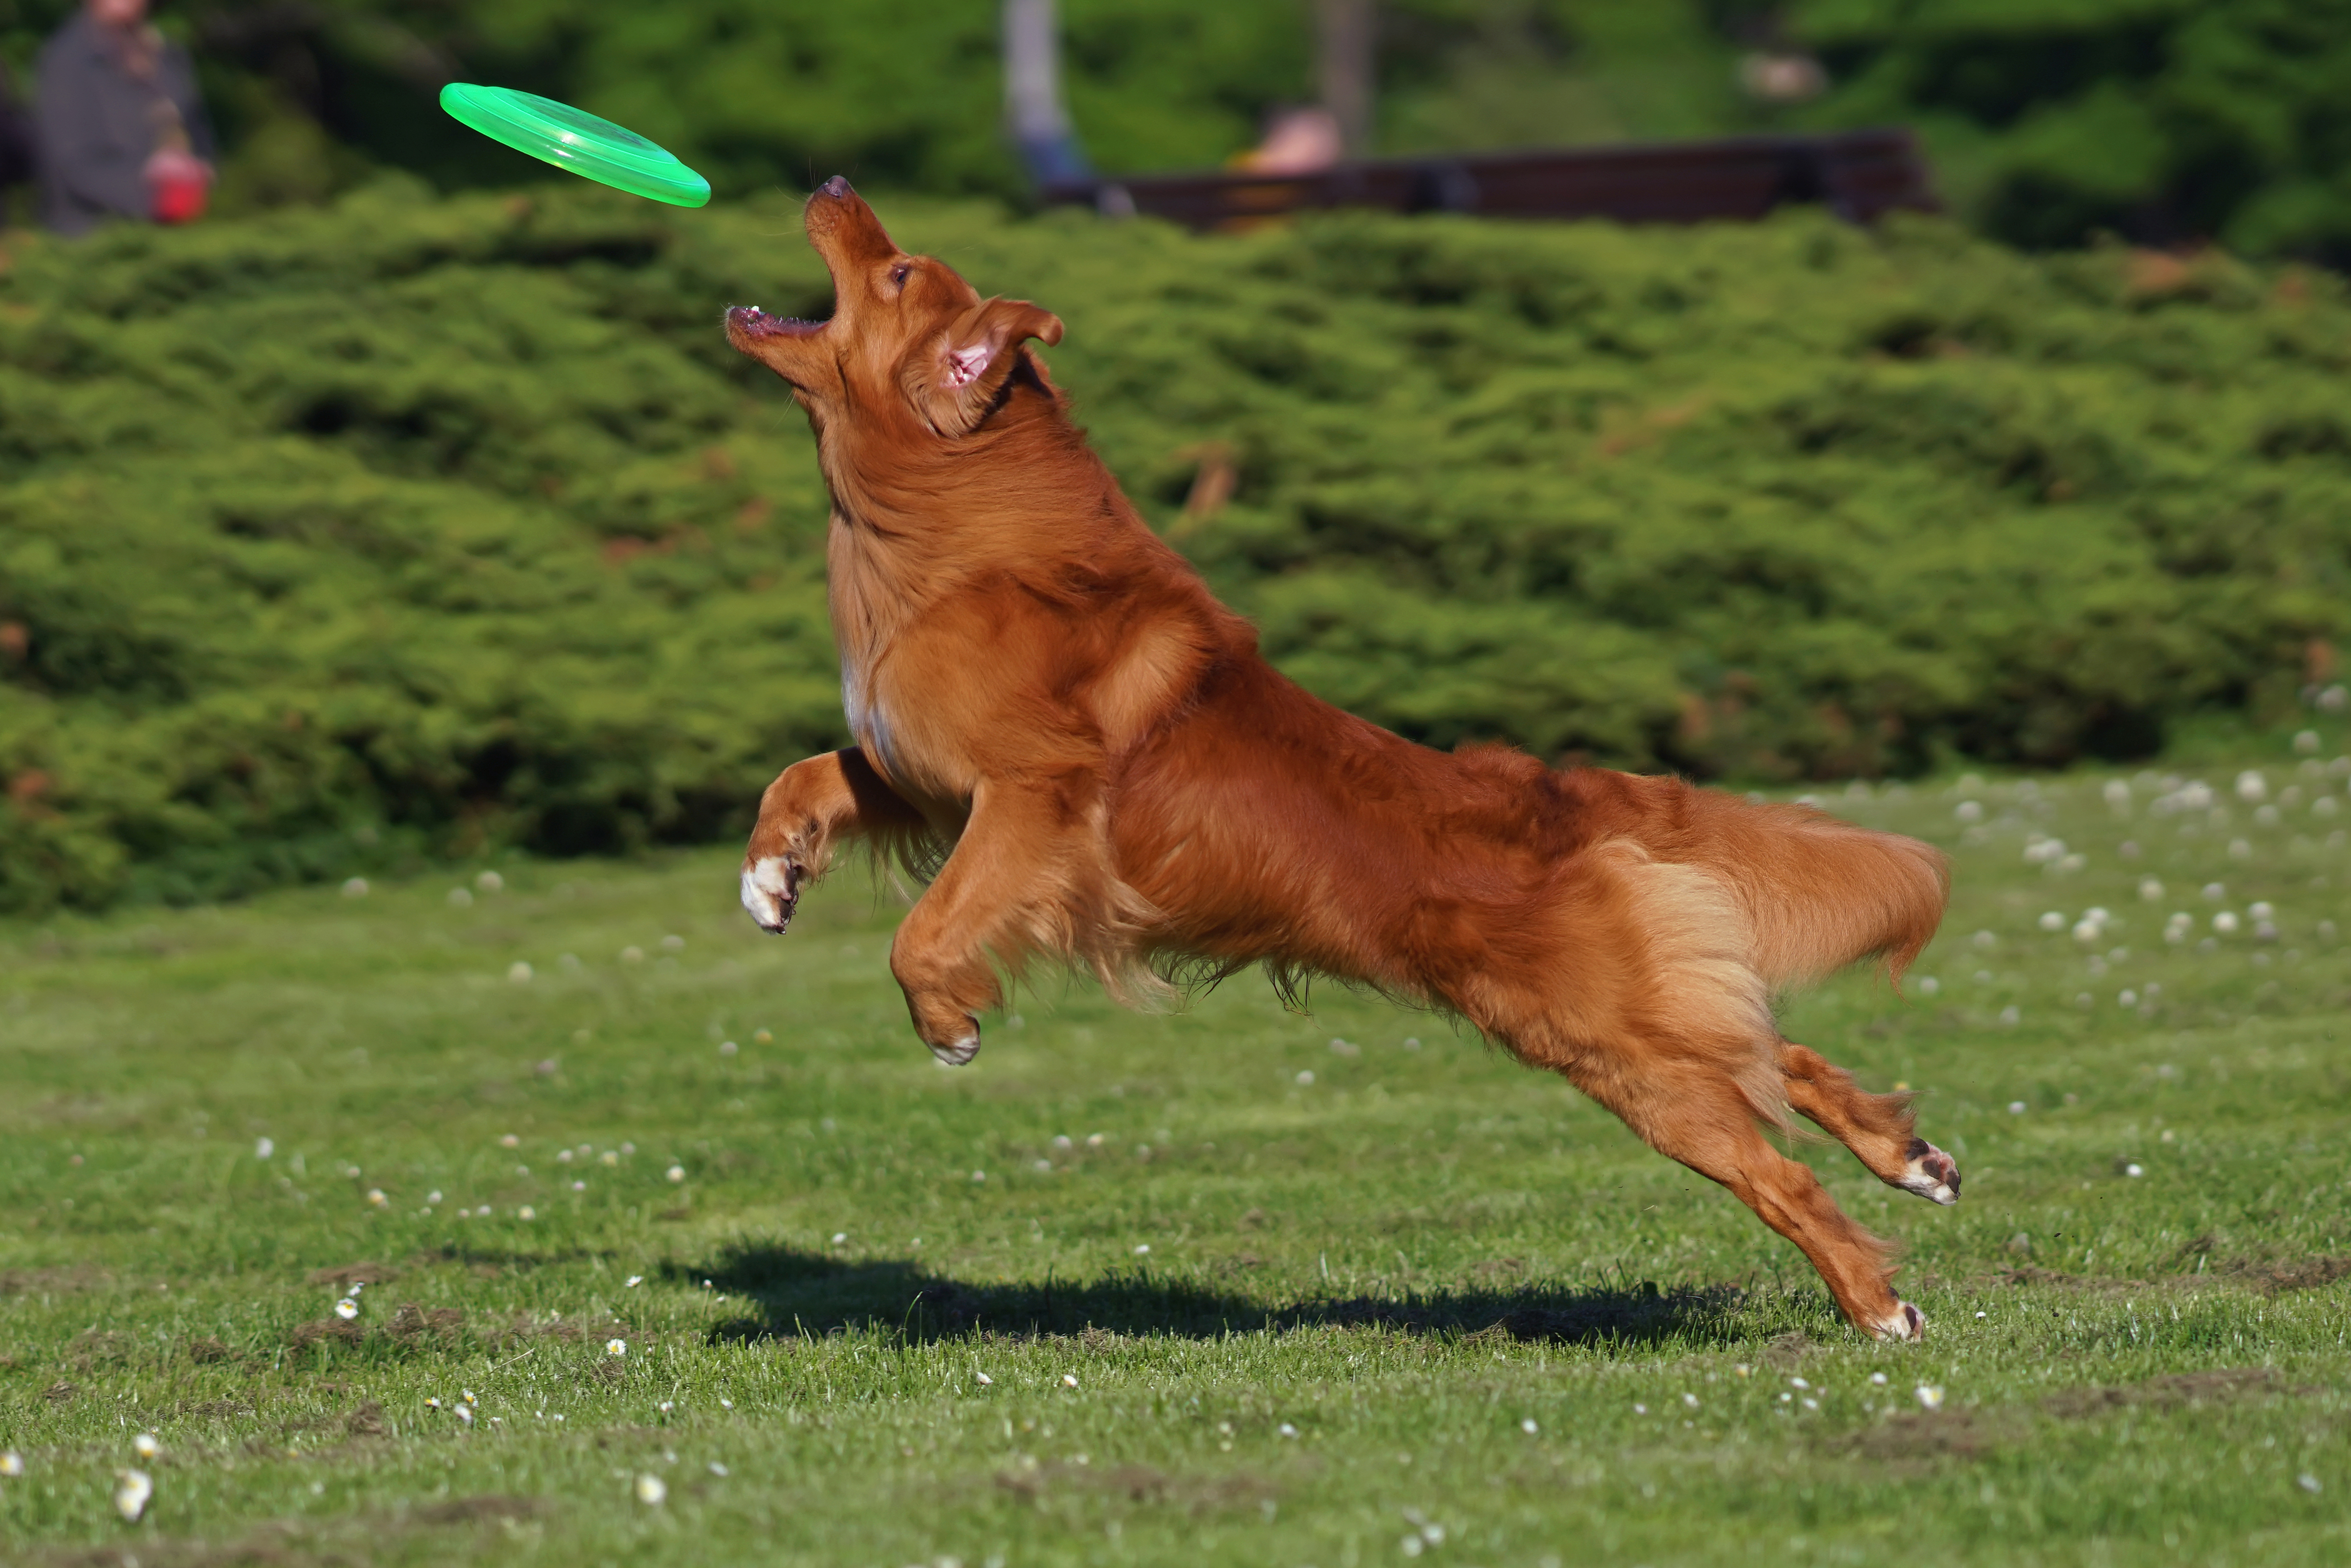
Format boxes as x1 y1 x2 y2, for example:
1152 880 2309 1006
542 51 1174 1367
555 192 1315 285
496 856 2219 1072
818 175 853 200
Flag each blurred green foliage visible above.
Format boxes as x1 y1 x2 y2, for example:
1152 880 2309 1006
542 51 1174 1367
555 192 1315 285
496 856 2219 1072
11 2 2344 259
2 2 1748 209
4 183 2350 912
1791 0 2351 262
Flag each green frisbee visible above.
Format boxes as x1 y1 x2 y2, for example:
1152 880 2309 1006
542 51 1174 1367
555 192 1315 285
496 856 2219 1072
439 83 711 208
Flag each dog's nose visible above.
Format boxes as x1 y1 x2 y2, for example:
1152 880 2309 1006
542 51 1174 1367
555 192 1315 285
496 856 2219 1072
818 175 853 200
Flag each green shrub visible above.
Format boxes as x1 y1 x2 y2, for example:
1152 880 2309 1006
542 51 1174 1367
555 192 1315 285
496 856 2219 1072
1792 0 2351 260
3 182 2348 912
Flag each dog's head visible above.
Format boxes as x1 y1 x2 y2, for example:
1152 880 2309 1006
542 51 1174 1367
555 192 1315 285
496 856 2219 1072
725 177 1064 441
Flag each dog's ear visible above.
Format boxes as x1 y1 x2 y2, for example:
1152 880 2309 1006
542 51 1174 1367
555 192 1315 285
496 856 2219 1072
907 297 1063 436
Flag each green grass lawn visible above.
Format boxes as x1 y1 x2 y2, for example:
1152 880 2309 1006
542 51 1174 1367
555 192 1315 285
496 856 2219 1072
4 734 2350 1566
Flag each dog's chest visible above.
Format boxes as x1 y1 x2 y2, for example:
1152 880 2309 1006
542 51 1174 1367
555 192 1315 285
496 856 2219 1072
826 521 924 787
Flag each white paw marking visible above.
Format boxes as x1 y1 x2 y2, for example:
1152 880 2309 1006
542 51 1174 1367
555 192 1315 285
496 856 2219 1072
1899 1139 1961 1206
1872 1301 1926 1342
929 1032 980 1067
739 857 794 931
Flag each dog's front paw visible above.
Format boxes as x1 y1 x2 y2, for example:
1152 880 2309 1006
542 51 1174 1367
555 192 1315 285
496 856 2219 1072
1895 1137 1961 1206
1870 1300 1927 1342
739 855 802 934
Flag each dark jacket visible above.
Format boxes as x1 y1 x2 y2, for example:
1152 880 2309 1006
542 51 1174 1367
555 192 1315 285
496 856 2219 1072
0 68 33 198
36 10 215 236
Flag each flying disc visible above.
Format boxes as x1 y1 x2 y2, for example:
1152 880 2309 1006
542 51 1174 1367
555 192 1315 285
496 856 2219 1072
439 83 711 208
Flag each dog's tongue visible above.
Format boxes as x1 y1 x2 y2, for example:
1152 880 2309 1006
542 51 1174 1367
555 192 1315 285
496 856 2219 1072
726 305 824 339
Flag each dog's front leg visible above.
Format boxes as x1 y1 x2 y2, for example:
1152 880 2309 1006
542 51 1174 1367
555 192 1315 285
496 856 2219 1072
887 774 1097 1066
740 747 926 933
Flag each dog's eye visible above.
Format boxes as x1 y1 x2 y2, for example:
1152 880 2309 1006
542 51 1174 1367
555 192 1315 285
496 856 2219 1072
890 264 913 290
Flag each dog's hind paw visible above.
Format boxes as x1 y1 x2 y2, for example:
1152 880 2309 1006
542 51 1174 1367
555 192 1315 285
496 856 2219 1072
929 1029 981 1068
1870 1301 1927 1342
739 856 800 934
1895 1137 1961 1206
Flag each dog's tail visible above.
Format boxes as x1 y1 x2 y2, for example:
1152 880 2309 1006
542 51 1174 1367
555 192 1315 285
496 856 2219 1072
1669 788 1949 994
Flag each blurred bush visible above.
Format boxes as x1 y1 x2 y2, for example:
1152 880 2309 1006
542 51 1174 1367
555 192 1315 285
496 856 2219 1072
0 3 1750 209
15 3 2343 260
1789 0 2351 261
3 184 2349 912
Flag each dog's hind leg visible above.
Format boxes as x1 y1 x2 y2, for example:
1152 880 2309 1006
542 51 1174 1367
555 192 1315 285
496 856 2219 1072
1778 1042 1959 1207
1568 1053 1926 1341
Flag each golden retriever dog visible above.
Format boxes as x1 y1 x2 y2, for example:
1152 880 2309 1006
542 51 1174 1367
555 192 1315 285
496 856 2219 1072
725 177 1956 1340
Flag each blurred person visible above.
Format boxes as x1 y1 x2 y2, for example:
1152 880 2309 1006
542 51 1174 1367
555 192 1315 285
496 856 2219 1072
1237 107 1343 176
38 0 215 236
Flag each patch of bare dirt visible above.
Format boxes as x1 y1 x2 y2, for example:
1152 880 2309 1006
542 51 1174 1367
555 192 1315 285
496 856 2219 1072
995 1456 1280 1512
33 1522 328 1567
1839 1408 2009 1462
188 1336 237 1364
1761 1330 1816 1370
289 1319 363 1351
2237 1257 2351 1295
306 1262 399 1288
414 1495 542 1525
68 1329 136 1372
382 1303 466 1347
2042 1367 2307 1418
0 1265 108 1296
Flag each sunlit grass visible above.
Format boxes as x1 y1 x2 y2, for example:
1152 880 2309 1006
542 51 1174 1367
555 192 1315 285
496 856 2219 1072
2 733 2349 1564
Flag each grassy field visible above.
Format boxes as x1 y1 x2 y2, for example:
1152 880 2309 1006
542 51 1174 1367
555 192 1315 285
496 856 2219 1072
3 729 2350 1566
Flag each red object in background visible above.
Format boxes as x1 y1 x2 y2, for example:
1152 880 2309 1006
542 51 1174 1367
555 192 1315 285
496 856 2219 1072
149 162 207 223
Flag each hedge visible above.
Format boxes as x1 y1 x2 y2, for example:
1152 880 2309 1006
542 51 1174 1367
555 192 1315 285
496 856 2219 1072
2 182 2348 910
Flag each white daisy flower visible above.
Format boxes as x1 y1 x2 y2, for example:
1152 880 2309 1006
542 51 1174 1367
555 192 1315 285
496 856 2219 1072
113 1469 153 1522
0 1451 22 1477
607 1339 627 1356
1915 1385 1945 1411
634 1473 667 1505
666 1166 686 1183
334 1298 359 1320
626 1275 644 1288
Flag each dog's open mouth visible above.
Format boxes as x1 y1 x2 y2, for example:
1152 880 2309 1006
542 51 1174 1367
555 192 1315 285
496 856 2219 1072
725 305 827 341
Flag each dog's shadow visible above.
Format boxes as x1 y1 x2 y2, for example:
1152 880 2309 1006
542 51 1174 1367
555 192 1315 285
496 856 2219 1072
672 1243 1754 1349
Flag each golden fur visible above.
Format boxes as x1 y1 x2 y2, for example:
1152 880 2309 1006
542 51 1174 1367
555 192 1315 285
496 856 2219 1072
726 178 1958 1339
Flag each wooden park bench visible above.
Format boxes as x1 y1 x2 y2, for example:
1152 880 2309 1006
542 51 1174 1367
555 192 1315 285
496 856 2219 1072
1042 127 1936 229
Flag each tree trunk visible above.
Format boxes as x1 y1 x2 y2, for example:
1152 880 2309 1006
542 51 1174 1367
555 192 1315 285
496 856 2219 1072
1316 0 1375 158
